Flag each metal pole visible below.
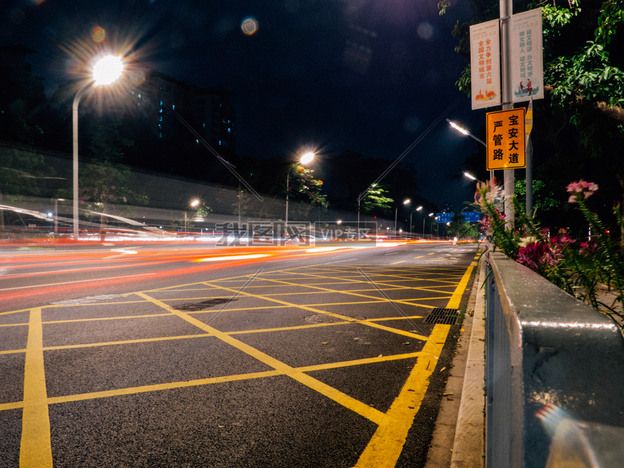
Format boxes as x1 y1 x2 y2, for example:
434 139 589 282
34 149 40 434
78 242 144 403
394 206 398 234
285 171 289 228
72 83 91 241
501 0 514 228
422 216 426 238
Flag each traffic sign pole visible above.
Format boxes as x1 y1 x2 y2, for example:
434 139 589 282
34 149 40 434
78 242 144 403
501 0 514 227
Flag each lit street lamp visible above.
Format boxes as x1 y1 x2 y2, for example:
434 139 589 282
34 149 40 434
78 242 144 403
463 171 482 182
447 118 493 181
285 151 315 228
184 198 200 232
394 198 410 235
409 206 423 234
423 212 433 238
72 54 124 240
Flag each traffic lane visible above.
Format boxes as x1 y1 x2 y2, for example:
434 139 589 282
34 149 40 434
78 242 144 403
2 247 478 467
0 241 466 312
0 244 352 312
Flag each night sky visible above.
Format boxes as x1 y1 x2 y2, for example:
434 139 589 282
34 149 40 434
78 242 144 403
2 0 487 211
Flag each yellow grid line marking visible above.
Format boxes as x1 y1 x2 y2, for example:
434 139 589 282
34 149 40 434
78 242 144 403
133 291 386 425
0 352 424 411
0 315 427 356
198 280 430 341
355 258 478 466
20 307 53 467
228 276 451 317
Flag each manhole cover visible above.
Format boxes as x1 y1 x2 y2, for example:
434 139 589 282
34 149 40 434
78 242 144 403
425 308 460 325
304 314 340 324
177 298 234 311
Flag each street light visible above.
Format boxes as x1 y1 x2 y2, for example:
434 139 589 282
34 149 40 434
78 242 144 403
394 198 410 235
285 151 315 228
447 118 493 181
423 212 433 239
463 171 480 182
409 206 423 234
72 54 125 240
184 198 200 232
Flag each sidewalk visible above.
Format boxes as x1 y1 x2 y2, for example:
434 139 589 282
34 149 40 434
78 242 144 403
425 255 487 467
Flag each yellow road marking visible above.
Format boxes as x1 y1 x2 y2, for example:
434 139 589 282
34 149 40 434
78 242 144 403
0 315 427 357
20 308 53 467
134 292 387 425
199 281 429 342
354 324 450 467
0 352 425 411
354 259 476 467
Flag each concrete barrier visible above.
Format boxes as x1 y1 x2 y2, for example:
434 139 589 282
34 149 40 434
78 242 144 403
485 251 624 467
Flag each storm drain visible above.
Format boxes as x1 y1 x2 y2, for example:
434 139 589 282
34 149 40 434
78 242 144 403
177 298 234 311
425 308 460 325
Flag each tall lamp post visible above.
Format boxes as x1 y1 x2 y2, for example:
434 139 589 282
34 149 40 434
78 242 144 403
394 198 410 235
72 54 124 240
285 151 315 228
423 212 433 239
409 206 423 234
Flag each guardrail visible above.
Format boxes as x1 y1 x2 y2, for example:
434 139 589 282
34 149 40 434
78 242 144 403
485 251 624 467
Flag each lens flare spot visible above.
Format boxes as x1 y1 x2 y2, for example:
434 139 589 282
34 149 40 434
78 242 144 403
241 17 259 36
91 26 106 43
417 22 434 41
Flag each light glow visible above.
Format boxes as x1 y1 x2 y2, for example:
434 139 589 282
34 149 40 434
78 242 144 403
197 254 271 262
92 55 124 86
448 119 470 136
300 152 315 165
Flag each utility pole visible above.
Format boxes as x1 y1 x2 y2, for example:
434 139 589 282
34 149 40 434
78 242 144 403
501 0 514 227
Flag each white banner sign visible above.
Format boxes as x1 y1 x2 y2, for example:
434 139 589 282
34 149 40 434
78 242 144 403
510 8 544 102
470 19 501 110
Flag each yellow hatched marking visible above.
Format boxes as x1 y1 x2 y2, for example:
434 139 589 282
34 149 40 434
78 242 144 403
20 308 53 467
1 352 425 411
198 281 429 341
237 276 450 317
355 259 477 467
0 315 427 357
134 292 386 425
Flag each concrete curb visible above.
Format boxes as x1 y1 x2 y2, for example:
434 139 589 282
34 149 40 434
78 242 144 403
425 254 486 468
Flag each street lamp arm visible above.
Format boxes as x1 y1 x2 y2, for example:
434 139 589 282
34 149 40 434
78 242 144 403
446 118 486 148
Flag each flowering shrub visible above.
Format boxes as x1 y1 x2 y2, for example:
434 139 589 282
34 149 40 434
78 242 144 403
475 178 624 328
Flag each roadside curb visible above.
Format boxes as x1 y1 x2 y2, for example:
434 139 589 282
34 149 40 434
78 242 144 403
425 253 486 467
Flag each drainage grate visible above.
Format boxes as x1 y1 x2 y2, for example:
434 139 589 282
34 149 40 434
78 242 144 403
177 298 234 311
425 308 460 325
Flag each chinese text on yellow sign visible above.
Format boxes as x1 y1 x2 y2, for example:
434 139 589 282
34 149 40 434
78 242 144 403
486 108 526 170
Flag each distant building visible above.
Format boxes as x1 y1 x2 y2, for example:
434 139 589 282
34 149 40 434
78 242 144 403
131 71 236 155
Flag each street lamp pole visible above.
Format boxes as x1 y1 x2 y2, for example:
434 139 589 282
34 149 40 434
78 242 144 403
409 206 423 235
394 198 410 235
71 54 124 240
285 151 315 229
72 83 92 240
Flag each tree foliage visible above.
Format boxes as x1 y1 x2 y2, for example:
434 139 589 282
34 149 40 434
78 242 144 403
360 184 394 215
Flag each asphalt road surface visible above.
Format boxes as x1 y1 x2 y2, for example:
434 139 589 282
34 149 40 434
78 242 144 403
0 240 479 467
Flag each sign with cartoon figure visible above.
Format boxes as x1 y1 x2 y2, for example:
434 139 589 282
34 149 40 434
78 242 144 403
486 108 526 170
470 19 501 109
511 8 544 102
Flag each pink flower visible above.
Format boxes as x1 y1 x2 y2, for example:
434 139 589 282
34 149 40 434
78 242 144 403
518 241 560 271
566 180 598 203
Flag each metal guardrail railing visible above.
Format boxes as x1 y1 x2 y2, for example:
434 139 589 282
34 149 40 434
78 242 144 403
485 251 624 467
